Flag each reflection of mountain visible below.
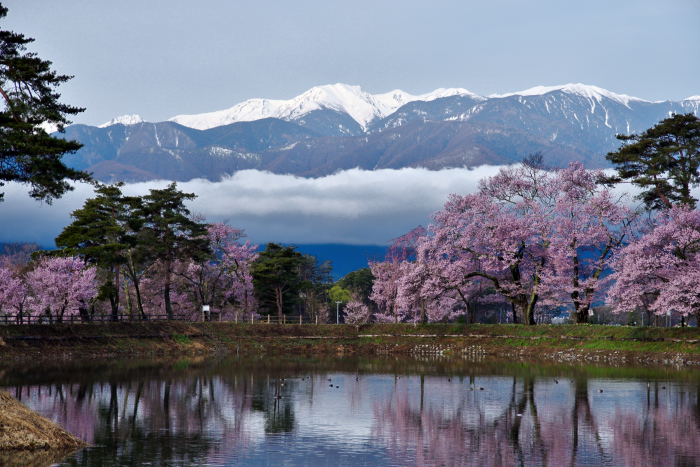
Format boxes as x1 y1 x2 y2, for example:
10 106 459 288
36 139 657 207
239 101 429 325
3 357 700 465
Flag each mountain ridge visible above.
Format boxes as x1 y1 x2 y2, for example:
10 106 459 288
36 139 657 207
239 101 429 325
58 83 699 183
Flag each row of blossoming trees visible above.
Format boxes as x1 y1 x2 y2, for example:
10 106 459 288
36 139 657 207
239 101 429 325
0 183 258 323
1 115 698 326
366 114 700 326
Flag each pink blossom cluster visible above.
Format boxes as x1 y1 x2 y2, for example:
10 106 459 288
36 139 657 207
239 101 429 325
0 256 97 322
371 162 639 324
607 206 700 320
344 299 371 325
0 222 258 322
128 222 258 320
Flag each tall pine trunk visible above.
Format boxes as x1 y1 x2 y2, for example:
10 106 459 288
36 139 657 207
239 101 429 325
275 285 283 319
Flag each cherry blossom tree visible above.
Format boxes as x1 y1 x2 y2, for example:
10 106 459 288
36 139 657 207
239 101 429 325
25 256 97 322
344 299 371 326
538 162 638 323
175 222 258 321
607 206 700 325
0 263 29 323
385 161 637 325
139 266 192 318
420 163 553 325
403 224 495 324
370 259 406 323
370 227 427 323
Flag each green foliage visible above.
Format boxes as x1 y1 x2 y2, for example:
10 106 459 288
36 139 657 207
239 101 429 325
137 182 210 319
328 284 351 303
172 334 191 345
52 181 210 321
54 182 138 320
138 182 210 266
172 359 191 371
297 256 333 323
338 267 374 303
251 243 308 317
606 113 700 210
0 4 89 202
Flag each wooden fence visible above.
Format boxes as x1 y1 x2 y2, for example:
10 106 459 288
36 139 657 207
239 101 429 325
0 313 325 325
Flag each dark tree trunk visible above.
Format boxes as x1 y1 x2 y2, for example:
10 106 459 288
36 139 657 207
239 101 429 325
275 285 283 319
574 305 589 324
164 256 174 320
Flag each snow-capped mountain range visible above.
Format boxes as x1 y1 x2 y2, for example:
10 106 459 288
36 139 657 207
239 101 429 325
166 84 483 131
63 83 698 183
97 83 698 133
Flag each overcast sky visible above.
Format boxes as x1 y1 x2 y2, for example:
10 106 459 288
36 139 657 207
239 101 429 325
3 0 698 126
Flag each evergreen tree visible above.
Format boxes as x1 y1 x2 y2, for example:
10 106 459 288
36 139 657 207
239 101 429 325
138 182 209 320
606 113 700 210
338 268 375 304
54 183 138 321
0 3 88 203
251 243 307 319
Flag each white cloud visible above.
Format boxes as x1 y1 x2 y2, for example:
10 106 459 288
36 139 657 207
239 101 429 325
0 167 505 247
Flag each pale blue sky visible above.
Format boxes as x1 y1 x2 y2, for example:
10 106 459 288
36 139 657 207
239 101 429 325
3 0 699 126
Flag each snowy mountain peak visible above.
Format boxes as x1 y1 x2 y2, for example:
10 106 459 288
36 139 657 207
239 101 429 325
683 96 700 102
99 115 144 128
419 87 484 101
169 84 486 131
374 89 417 111
275 83 384 129
490 83 647 108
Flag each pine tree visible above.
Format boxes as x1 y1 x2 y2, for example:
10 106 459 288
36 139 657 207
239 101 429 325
138 182 209 320
251 243 307 319
606 113 700 210
54 183 138 321
0 3 88 202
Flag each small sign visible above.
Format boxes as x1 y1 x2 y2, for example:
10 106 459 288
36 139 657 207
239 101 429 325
203 305 210 312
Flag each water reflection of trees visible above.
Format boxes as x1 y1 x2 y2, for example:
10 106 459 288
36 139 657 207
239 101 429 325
9 372 257 465
4 357 700 466
371 371 700 466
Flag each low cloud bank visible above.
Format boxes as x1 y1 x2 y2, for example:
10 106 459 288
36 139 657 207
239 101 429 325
0 167 504 247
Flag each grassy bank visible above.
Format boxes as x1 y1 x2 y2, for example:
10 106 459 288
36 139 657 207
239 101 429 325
0 322 699 365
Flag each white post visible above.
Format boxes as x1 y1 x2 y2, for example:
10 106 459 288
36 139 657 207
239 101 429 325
336 301 342 324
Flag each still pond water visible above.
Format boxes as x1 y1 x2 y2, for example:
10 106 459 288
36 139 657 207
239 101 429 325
1 355 699 466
